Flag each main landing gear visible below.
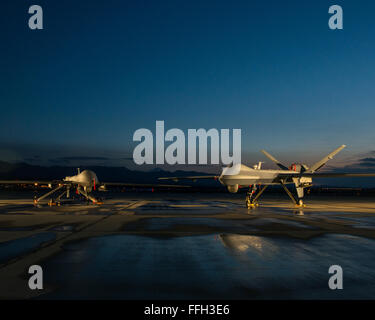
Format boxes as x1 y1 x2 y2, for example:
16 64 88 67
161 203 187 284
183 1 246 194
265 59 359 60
279 181 306 208
33 184 66 206
33 185 102 206
245 184 268 209
245 182 306 209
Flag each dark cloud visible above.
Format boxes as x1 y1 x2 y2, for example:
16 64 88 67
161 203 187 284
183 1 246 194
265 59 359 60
355 157 375 167
23 155 43 163
59 156 110 161
48 156 133 165
48 156 109 164
317 156 375 187
358 163 375 167
359 157 375 162
48 158 69 164
330 160 375 173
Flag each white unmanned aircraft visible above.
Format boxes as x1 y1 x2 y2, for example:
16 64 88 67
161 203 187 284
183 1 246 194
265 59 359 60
0 168 187 206
159 145 375 208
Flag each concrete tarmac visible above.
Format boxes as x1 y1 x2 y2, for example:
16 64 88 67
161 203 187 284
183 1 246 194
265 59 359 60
0 191 374 299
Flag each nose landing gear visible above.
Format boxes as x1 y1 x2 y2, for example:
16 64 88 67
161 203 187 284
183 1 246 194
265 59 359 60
245 185 268 209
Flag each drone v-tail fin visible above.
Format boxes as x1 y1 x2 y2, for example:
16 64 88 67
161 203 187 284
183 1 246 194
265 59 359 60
305 145 346 173
261 150 289 170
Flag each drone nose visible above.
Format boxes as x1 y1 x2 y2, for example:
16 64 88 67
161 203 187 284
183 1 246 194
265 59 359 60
218 174 225 185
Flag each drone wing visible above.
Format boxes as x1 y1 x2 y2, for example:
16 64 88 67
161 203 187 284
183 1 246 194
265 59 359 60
158 176 219 182
0 180 62 185
300 172 375 178
100 182 190 189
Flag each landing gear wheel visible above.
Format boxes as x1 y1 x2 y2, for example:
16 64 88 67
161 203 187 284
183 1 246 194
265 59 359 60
246 195 251 209
246 185 258 209
296 199 306 208
246 199 257 209
246 199 251 209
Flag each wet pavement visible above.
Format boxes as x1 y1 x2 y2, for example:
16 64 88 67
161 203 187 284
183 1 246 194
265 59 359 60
0 191 374 299
41 233 375 299
0 232 56 265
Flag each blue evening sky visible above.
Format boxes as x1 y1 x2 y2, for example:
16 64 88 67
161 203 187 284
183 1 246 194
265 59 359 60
1 0 375 170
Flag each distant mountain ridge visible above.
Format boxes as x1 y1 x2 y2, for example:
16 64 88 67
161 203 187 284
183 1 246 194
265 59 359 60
0 161 217 185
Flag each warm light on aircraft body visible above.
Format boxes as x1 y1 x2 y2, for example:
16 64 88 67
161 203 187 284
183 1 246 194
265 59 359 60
0 168 188 206
218 163 308 189
159 145 375 208
64 169 99 191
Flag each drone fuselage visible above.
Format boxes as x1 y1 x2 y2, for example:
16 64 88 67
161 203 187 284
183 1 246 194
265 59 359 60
219 164 312 193
64 170 99 192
